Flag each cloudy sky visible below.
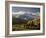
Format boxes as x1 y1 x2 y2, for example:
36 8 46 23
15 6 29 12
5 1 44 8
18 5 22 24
12 7 40 14
12 7 40 18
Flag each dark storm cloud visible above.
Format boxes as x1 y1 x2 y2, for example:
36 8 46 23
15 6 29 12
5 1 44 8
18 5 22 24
12 7 40 13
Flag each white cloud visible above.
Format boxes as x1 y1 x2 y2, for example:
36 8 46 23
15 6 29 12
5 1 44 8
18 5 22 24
32 12 40 16
12 11 25 15
12 11 26 18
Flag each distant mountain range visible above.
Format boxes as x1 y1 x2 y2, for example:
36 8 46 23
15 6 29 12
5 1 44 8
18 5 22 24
12 12 40 20
12 11 40 24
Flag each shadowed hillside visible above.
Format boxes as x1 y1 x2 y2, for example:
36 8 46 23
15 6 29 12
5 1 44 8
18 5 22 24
12 16 40 31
